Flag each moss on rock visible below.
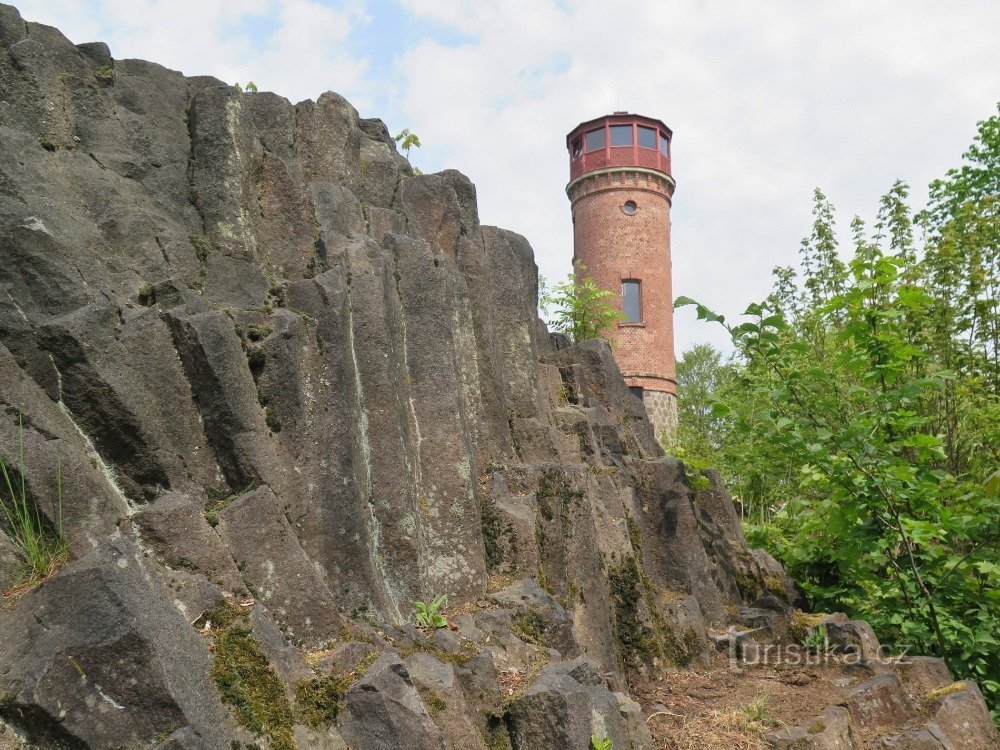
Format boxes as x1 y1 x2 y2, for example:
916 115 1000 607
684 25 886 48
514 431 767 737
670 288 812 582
294 673 346 729
204 602 295 750
510 610 551 647
608 556 658 671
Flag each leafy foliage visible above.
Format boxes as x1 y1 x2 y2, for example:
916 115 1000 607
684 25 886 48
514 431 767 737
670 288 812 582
414 594 449 629
664 343 732 467
394 128 422 157
590 736 613 750
674 103 1000 723
540 266 625 344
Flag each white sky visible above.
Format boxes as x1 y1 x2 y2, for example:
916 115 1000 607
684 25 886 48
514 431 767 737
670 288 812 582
12 0 1000 351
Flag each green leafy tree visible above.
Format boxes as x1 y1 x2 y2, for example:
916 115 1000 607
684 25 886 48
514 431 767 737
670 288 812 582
675 103 1000 723
539 267 624 344
668 343 731 465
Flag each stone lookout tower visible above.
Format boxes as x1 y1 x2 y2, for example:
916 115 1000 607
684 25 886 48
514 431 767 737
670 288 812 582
566 112 678 437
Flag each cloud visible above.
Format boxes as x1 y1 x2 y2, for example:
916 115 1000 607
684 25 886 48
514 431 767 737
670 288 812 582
13 0 371 105
392 0 1000 351
12 0 1000 353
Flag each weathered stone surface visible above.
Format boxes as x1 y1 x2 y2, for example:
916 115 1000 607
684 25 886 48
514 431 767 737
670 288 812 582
313 641 380 678
216 486 341 645
0 534 231 747
877 728 945 749
505 657 653 750
1 8 993 748
404 653 490 750
928 682 1000 750
893 656 952 699
340 653 447 750
767 705 858 749
0 532 19 593
826 619 883 664
488 577 579 657
630 457 728 622
845 674 915 729
293 725 350 750
129 491 244 594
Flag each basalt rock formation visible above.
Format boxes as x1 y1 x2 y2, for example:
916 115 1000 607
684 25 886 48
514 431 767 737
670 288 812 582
0 6 997 750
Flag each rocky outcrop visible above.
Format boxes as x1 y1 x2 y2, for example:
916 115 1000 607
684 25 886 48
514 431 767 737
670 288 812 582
0 6 996 749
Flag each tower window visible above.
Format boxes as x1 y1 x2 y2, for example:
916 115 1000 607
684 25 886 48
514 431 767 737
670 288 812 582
610 125 633 147
659 132 670 156
629 386 644 402
638 126 656 149
584 128 606 152
572 137 582 158
622 280 642 323
622 200 638 215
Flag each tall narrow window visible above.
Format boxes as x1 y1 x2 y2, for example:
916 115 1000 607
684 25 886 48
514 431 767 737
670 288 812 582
622 280 642 323
659 132 670 156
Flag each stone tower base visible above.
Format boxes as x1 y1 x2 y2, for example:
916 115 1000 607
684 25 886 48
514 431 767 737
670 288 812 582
642 389 677 442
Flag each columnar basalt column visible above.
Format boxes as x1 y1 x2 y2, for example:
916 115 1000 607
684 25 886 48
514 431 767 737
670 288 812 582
566 112 678 438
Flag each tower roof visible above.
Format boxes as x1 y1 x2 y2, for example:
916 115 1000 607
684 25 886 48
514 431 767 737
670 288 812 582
566 112 672 183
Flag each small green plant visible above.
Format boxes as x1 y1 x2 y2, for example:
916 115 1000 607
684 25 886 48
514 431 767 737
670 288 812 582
246 348 266 370
245 81 258 92
803 624 829 653
591 736 613 750
735 698 778 733
414 594 448 629
245 325 272 342
0 415 68 588
264 407 282 433
539 265 625 344
394 128 421 160
233 82 243 92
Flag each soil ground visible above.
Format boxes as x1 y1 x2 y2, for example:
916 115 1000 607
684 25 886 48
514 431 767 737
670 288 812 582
633 651 918 750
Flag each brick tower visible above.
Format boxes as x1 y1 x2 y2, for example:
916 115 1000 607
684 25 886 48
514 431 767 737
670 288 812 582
566 112 677 437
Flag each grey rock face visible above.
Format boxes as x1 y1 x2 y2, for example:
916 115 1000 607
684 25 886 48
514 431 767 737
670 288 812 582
927 682 1000 750
845 674 916 729
826 619 883 664
878 728 946 749
0 534 231 748
505 658 654 750
767 705 858 749
340 654 447 750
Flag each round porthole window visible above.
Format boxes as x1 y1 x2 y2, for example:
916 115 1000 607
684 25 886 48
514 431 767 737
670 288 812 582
622 200 638 215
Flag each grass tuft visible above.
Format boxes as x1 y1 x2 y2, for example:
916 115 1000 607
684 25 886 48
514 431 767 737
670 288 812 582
1 415 68 593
